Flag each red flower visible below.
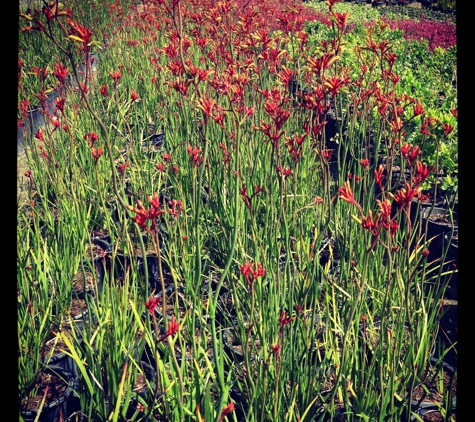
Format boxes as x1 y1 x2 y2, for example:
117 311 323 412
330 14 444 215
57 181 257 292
166 315 180 337
388 117 403 133
276 165 292 178
325 75 347 97
251 262 265 280
279 310 295 331
360 158 370 169
145 295 161 315
408 145 422 165
400 143 412 159
100 85 109 97
127 200 149 229
187 145 204 167
271 343 281 358
109 70 122 86
388 220 399 237
168 199 184 218
118 162 130 174
320 149 333 162
54 97 66 114
241 185 251 212
314 196 324 204
218 402 235 422
361 210 379 234
19 100 30 118
376 199 392 219
147 192 164 220
53 62 69 85
413 99 425 117
131 89 139 102
240 261 252 285
91 146 103 164
333 12 349 30
158 315 180 342
240 260 265 288
84 132 99 147
35 129 45 142
442 123 454 136
43 2 58 22
413 161 433 185
168 77 190 97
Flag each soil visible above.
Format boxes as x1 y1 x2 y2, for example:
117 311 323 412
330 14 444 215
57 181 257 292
72 268 97 295
427 211 458 226
133 372 148 395
411 362 457 421
68 296 89 318
224 330 262 356
42 327 77 360
22 370 69 412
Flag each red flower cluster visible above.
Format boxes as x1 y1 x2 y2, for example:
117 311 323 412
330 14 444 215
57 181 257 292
187 145 204 167
126 192 165 232
240 260 265 288
278 310 295 332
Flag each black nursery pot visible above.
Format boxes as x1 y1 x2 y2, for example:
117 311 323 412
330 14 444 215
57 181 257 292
42 338 80 379
426 229 458 300
409 358 457 421
421 207 458 240
83 248 172 297
42 308 92 378
125 361 158 421
20 365 78 422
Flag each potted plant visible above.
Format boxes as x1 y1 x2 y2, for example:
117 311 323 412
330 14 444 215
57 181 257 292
421 206 458 240
20 365 78 422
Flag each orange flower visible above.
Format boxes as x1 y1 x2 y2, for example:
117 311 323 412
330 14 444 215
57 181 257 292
374 164 385 189
196 94 216 119
361 210 379 234
413 161 434 185
388 183 421 208
67 19 93 53
127 200 149 229
376 199 392 219
338 180 358 207
325 75 347 96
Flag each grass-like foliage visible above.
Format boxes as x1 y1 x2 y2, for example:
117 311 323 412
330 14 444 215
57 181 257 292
18 0 457 421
